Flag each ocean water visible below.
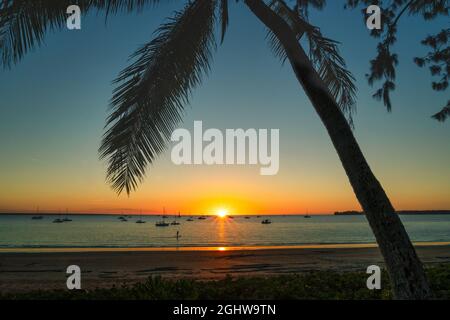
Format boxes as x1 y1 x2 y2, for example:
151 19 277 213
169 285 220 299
0 214 450 248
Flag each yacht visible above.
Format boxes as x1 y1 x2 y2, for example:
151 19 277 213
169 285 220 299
136 209 146 223
156 207 170 226
155 220 169 227
171 211 181 225
61 209 72 222
161 206 168 219
32 207 43 219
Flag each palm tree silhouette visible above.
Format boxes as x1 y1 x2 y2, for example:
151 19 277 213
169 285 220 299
0 0 432 299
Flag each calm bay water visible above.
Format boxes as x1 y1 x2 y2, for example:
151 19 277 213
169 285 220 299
1 214 450 248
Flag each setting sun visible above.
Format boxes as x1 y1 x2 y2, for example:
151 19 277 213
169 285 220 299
216 209 228 218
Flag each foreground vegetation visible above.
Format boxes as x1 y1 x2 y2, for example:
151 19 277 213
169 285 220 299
3 265 450 300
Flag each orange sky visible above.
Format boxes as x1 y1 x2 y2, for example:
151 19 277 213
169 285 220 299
0 4 449 215
1 149 449 215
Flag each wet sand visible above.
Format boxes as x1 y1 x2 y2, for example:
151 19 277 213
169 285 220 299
1 244 449 293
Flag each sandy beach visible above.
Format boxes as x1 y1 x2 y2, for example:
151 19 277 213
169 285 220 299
1 244 450 293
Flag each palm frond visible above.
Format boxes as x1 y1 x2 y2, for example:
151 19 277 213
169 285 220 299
0 0 74 68
268 0 356 125
91 0 161 16
99 0 217 195
307 28 357 125
267 0 309 62
0 0 161 68
219 0 228 44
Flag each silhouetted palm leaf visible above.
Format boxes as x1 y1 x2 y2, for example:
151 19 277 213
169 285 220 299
268 0 356 125
219 0 229 43
0 0 160 68
99 0 217 195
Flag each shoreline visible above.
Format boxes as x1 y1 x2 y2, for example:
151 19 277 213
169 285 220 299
1 244 450 293
1 241 449 253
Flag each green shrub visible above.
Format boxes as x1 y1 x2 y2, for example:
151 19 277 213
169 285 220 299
3 264 450 300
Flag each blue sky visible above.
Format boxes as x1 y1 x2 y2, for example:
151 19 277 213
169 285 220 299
0 1 448 214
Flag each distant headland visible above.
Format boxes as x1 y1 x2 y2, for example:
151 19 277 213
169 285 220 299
334 210 450 216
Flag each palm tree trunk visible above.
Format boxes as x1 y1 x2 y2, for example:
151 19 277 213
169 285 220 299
244 0 433 299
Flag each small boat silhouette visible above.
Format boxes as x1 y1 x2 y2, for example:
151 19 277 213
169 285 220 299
136 209 146 223
160 206 169 219
32 207 43 219
156 207 169 226
261 219 272 224
62 209 72 222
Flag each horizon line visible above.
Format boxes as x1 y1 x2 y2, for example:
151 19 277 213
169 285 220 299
1 209 450 216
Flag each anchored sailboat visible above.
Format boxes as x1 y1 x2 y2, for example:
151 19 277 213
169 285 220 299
62 208 72 222
171 211 181 225
304 209 311 218
136 209 146 223
32 206 43 220
156 207 169 227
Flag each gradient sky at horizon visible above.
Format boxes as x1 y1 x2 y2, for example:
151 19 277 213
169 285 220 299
0 1 449 215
